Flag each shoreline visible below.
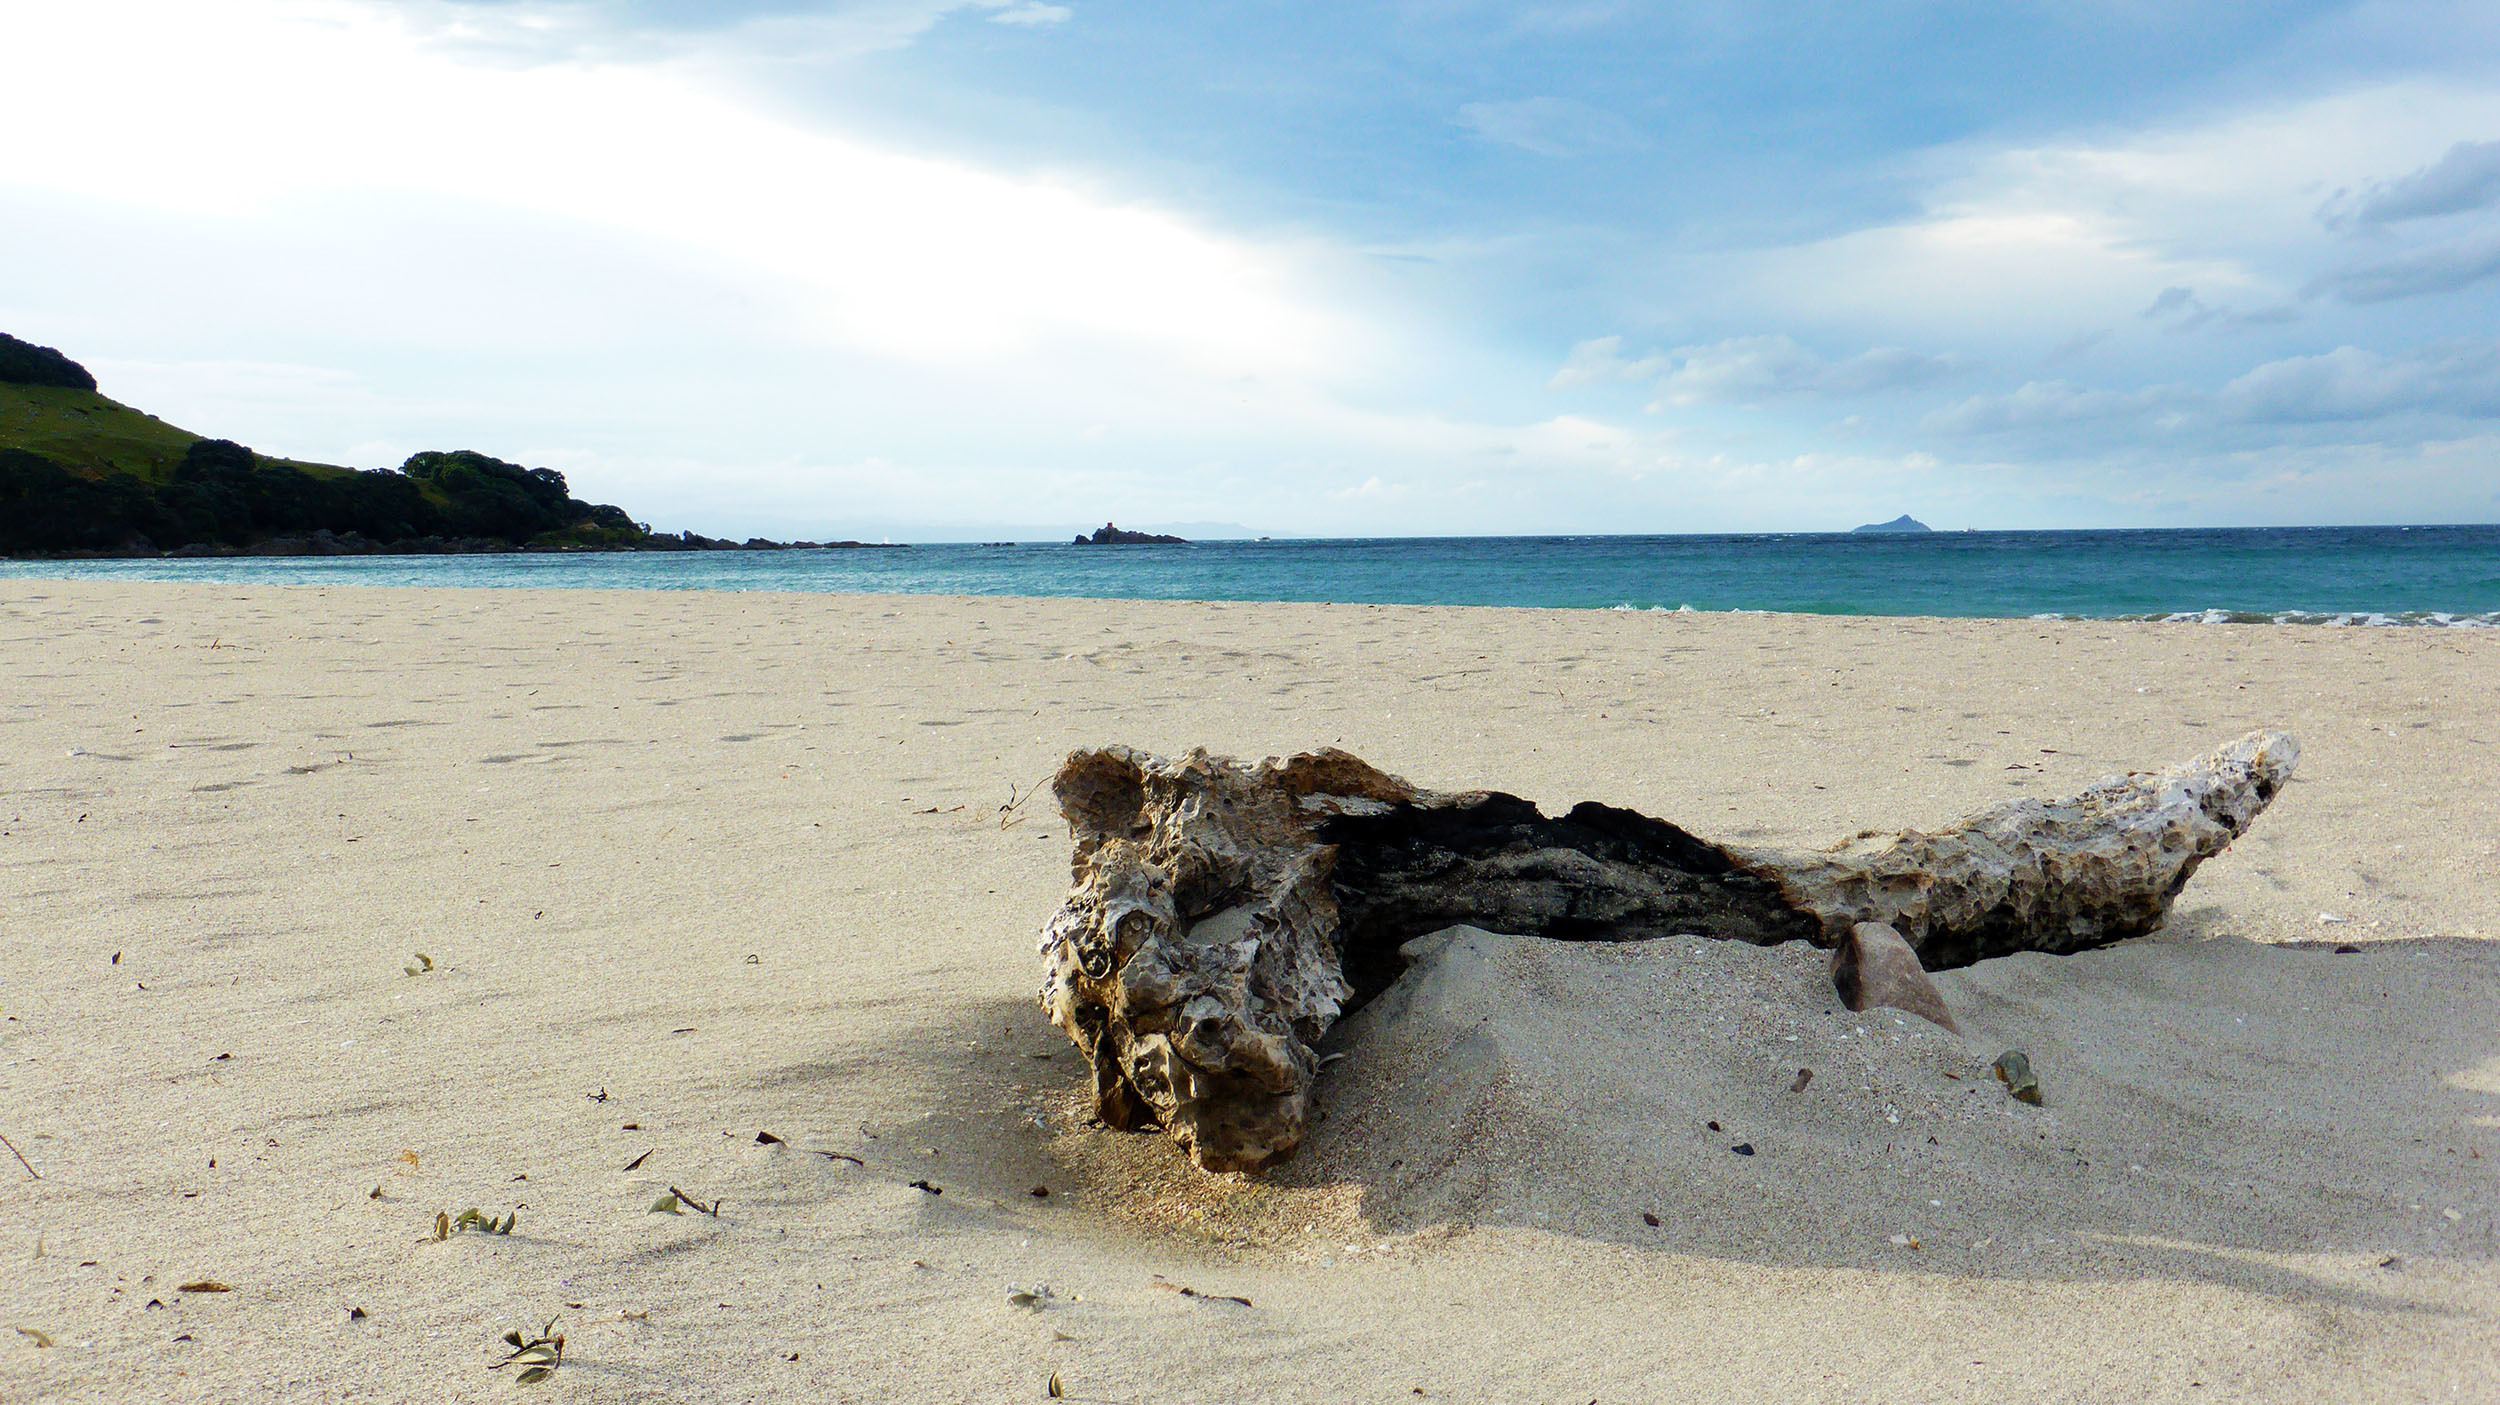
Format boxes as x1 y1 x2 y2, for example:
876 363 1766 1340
1 569 2497 628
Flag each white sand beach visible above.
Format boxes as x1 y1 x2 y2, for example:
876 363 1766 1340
1 580 2494 1402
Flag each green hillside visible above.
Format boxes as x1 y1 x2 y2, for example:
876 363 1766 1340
0 332 656 557
0 381 349 485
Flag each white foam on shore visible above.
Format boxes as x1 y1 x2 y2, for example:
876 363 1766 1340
1615 604 2500 626
2121 608 2500 627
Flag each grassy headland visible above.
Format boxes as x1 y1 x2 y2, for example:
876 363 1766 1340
0 333 877 558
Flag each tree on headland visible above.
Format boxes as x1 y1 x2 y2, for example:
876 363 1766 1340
400 450 642 545
162 439 267 543
0 434 656 556
0 333 97 391
0 448 158 553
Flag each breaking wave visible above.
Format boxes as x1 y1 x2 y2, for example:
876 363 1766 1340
1616 604 2500 626
2109 609 2499 627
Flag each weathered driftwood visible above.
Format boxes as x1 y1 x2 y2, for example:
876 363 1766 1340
1764 729 2300 968
1037 730 2297 1172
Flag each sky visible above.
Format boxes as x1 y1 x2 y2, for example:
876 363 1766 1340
6 1 2500 537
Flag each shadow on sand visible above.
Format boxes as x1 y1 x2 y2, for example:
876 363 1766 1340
791 929 2498 1317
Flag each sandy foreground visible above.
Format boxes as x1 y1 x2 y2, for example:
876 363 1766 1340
0 579 2493 1404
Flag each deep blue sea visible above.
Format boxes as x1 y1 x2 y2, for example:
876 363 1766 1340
6 525 2498 624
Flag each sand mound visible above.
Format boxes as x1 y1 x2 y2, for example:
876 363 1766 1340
1289 927 2498 1277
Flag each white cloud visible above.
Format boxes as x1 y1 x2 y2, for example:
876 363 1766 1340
1924 341 2500 440
1733 82 2500 346
1547 335 1664 388
2214 343 2500 423
373 0 1052 62
1329 475 1408 502
984 1 1071 26
0 0 1338 378
1512 413 1642 461
11 0 1703 537
1923 381 2187 437
1651 336 1953 406
1739 209 2252 349
1551 334 1952 405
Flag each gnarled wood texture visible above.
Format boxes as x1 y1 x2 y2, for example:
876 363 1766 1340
1038 731 2296 1172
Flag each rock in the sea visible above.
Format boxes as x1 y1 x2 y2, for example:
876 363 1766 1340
1072 522 1187 545
1831 921 1956 1031
1760 730 2299 968
1037 730 2295 1171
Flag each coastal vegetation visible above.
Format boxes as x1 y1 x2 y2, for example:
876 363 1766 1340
0 332 876 558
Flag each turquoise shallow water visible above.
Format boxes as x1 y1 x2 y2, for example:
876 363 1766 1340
5 526 2498 624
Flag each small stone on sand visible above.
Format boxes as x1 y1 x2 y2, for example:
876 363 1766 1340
1832 921 1958 1031
1992 1051 2043 1106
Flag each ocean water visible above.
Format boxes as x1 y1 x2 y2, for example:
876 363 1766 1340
6 525 2499 624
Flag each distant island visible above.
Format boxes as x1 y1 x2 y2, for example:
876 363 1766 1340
1852 514 1934 534
1074 522 1187 545
0 332 896 559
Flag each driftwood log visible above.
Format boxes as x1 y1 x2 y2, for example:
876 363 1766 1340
1036 730 2297 1171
